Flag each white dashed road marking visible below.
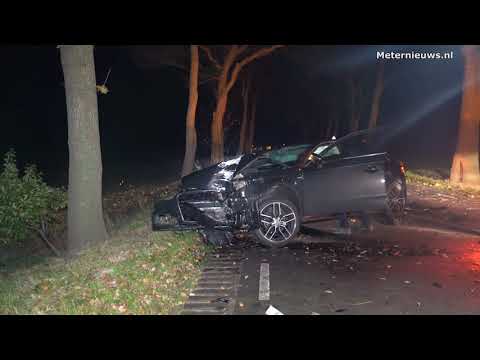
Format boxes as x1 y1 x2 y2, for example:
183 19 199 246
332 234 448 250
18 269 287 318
259 263 270 301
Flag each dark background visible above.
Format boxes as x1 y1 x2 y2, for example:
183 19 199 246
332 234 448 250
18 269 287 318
0 45 463 191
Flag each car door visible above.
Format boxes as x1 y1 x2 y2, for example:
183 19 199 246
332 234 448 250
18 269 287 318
302 144 387 218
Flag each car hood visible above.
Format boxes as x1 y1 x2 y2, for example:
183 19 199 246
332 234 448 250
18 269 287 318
181 155 250 192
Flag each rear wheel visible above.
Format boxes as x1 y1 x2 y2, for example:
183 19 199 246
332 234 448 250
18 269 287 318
253 199 300 248
384 178 406 225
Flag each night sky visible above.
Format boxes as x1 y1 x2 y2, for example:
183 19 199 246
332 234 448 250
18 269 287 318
0 45 463 189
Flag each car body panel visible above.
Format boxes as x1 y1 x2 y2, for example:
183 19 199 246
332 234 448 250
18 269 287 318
152 129 406 237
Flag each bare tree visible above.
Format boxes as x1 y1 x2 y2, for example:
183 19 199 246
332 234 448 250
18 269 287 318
450 45 480 187
200 45 285 164
245 87 257 154
181 45 200 177
237 73 252 154
368 60 385 129
349 76 361 132
59 45 107 255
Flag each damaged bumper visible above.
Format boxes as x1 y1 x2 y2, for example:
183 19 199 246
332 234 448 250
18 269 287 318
152 190 234 232
152 188 259 233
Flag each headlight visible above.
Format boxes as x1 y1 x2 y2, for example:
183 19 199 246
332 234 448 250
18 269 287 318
233 179 247 190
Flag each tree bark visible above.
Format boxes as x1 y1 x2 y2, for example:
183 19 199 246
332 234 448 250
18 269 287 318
349 77 360 132
181 45 200 177
368 60 385 129
238 74 251 154
245 89 257 154
60 45 107 256
210 47 237 164
450 46 480 186
206 45 284 164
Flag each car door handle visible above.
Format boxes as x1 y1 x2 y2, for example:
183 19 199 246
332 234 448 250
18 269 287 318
365 165 378 173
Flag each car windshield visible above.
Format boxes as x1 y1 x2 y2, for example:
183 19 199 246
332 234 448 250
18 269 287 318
242 144 312 172
267 145 312 165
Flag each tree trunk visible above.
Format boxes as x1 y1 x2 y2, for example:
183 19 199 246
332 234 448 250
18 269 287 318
245 89 257 154
238 75 251 154
60 45 107 255
326 113 334 139
368 61 385 129
350 77 360 132
211 92 228 164
450 46 480 186
181 45 200 177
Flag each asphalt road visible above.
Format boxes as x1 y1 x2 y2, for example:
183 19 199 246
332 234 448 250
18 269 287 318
232 207 480 315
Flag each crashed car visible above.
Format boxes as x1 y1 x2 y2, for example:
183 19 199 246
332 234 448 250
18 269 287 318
152 128 407 247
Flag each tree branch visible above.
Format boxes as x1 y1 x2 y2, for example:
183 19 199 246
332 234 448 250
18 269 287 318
200 46 221 69
226 45 284 93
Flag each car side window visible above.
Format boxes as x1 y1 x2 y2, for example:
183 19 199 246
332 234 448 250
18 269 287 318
314 145 342 161
321 146 341 159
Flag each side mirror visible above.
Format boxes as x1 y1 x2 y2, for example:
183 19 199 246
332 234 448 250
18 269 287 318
304 154 323 169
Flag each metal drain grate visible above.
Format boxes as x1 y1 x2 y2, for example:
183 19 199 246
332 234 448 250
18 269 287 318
181 250 243 315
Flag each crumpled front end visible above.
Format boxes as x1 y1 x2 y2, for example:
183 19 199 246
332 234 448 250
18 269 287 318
152 184 260 234
152 155 265 234
152 190 232 231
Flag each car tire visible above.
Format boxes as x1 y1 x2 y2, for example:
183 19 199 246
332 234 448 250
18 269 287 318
384 178 406 225
253 198 300 248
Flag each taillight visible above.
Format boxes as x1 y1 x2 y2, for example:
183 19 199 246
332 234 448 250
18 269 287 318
399 161 407 175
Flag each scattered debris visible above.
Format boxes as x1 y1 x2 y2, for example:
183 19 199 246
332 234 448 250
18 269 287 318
324 290 333 294
347 301 373 306
265 305 284 315
432 282 443 288
335 309 347 313
404 280 411 284
212 296 230 304
311 312 321 315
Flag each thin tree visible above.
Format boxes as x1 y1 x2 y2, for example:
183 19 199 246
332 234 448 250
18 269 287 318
450 45 480 187
200 45 284 164
238 73 252 154
59 45 107 255
181 45 200 177
349 76 361 132
368 60 385 129
245 87 257 154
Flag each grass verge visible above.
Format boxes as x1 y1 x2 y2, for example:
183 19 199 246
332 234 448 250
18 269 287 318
0 213 210 315
406 169 480 196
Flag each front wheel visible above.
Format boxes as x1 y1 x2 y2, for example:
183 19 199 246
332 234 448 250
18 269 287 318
253 199 300 248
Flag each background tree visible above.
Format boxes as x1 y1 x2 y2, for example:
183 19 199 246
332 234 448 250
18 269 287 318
368 60 385 129
238 72 252 154
181 45 200 177
450 45 480 187
59 45 107 255
245 79 257 154
349 75 361 132
200 45 284 164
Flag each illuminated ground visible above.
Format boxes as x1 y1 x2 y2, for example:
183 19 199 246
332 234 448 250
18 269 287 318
233 184 480 315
